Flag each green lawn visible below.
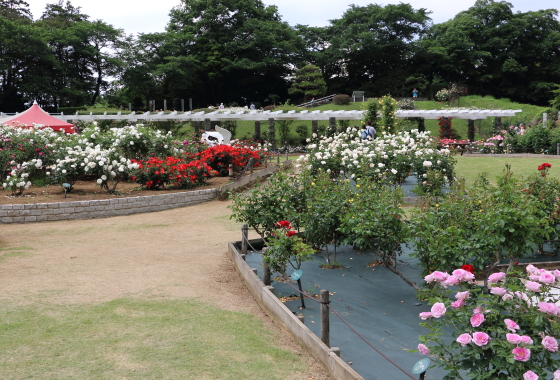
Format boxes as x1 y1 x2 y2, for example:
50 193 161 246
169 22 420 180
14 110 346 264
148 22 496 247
455 156 560 185
0 299 309 379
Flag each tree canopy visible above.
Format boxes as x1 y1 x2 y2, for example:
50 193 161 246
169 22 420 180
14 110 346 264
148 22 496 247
2 0 560 112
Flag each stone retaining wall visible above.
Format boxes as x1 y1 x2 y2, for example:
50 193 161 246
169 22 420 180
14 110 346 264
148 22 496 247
0 189 217 224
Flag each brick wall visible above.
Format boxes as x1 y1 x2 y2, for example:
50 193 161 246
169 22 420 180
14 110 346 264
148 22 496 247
0 189 217 224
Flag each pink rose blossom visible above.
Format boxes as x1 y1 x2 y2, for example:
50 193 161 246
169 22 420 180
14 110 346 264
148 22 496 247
554 369 560 380
554 270 560 281
520 336 533 345
525 281 542 292
452 269 475 282
455 291 470 300
472 332 490 346
488 272 506 283
543 336 559 352
473 306 483 314
418 344 430 355
538 302 558 316
529 275 540 281
539 271 556 284
432 271 449 282
431 302 447 318
523 370 539 380
419 312 432 320
456 333 472 346
424 274 435 283
490 287 506 296
443 275 459 287
505 319 520 332
507 334 523 344
502 293 514 301
470 313 485 327
512 347 531 362
526 264 540 275
451 299 465 309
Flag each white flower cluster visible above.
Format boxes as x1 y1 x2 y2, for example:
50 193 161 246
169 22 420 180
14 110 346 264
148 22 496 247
2 159 42 195
297 128 453 184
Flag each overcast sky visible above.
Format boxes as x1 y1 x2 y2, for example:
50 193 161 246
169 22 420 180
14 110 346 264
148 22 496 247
28 0 560 36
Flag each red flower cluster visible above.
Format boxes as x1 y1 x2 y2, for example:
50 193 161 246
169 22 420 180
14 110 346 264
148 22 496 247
197 145 264 176
538 163 552 171
461 264 475 274
131 154 218 190
275 220 296 237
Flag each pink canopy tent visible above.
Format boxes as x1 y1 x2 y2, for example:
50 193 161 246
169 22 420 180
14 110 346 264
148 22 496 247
0 101 76 133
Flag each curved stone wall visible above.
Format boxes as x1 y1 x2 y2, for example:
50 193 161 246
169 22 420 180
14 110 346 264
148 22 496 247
0 189 217 224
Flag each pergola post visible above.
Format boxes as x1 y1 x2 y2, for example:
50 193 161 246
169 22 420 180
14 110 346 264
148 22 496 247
417 117 425 132
268 118 276 148
329 117 336 133
254 121 261 140
494 116 502 132
468 119 475 142
204 118 211 131
312 120 319 136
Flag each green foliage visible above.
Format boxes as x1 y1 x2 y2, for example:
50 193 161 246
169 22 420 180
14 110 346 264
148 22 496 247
301 171 350 264
409 165 558 278
339 178 407 265
288 64 327 102
264 222 314 275
333 94 351 105
229 172 305 239
362 98 380 130
380 95 398 134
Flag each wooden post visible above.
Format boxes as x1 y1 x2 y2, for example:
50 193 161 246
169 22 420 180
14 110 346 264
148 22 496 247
268 118 276 148
557 143 560 156
467 119 475 142
417 117 425 132
320 289 330 347
312 120 319 136
254 121 261 140
329 117 336 132
506 144 511 154
229 164 234 177
262 247 271 286
241 223 248 256
204 118 211 131
277 152 280 164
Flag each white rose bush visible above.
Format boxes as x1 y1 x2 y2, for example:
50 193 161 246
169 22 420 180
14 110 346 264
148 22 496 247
1 122 268 196
297 128 455 190
417 264 560 380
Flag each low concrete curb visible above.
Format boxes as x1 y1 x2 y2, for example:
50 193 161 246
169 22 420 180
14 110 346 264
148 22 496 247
0 189 217 224
227 241 365 380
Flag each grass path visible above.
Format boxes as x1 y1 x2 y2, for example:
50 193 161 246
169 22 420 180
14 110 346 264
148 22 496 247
0 200 329 379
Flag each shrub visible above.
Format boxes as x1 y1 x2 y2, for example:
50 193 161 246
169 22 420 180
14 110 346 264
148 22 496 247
262 105 276 111
333 94 351 105
131 155 217 190
197 144 263 176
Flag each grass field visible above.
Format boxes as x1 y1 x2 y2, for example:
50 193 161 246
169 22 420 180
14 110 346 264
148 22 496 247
0 298 310 379
455 156 560 185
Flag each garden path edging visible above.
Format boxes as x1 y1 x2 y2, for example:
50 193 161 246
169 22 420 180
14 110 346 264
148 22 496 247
0 189 217 224
227 240 365 380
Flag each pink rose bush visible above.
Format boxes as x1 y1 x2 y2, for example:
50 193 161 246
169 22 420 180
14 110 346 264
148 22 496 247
417 265 560 379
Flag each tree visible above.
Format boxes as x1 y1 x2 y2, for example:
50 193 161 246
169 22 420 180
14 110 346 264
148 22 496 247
165 0 299 106
329 3 432 97
423 0 560 105
288 64 326 103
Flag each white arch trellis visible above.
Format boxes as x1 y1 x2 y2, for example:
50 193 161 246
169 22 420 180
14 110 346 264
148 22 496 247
2 108 521 123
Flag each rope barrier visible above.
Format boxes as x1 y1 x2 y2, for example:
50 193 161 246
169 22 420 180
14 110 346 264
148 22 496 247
281 274 417 380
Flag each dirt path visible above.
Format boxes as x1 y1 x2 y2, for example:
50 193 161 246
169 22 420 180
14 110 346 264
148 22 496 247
0 199 329 379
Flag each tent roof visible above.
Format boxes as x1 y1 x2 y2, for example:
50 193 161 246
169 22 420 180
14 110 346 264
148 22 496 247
0 101 75 133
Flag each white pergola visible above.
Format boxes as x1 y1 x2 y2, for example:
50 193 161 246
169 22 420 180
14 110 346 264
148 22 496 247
0 108 522 123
